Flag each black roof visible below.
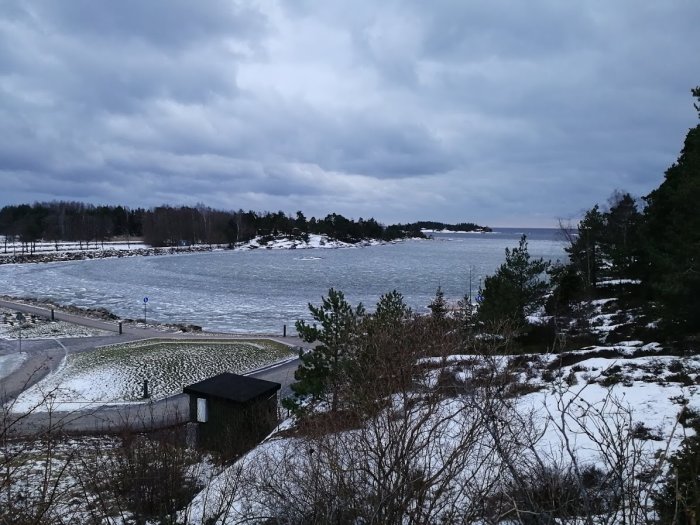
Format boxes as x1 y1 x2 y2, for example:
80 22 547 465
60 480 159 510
184 373 281 404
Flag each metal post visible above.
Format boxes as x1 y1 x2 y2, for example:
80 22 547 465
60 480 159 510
144 303 147 326
51 308 55 321
143 379 149 398
283 324 287 337
16 312 24 352
119 321 123 335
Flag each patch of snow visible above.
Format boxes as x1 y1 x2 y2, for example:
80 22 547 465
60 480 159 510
417 354 475 366
597 278 642 286
641 342 663 352
590 298 617 306
234 233 387 251
421 229 494 234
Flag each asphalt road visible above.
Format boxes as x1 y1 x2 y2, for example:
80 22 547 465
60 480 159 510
0 298 304 437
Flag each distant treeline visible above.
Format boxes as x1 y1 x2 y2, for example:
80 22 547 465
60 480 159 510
0 202 487 251
409 221 492 232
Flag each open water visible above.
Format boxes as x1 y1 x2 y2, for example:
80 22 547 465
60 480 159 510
0 228 566 333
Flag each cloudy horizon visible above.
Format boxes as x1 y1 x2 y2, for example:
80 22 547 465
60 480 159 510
1 1 698 227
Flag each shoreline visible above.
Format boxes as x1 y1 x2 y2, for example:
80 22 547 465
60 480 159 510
0 245 215 266
0 294 205 334
0 233 422 266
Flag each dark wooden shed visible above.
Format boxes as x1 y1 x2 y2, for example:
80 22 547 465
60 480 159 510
183 373 281 456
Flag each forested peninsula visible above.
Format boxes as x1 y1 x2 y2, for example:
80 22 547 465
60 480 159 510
0 202 489 253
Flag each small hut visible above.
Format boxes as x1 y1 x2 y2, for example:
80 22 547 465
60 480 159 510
183 373 281 456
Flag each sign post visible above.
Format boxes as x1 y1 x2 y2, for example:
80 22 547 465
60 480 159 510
16 312 24 352
143 297 148 326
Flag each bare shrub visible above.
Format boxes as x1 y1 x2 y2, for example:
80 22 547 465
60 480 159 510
1 378 87 525
74 428 203 524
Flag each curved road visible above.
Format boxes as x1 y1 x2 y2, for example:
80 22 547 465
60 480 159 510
0 299 304 437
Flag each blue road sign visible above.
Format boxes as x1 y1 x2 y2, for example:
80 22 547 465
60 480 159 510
143 297 149 303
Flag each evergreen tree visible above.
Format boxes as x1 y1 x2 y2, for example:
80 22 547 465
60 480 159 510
545 260 586 316
602 191 642 279
477 235 550 326
374 289 412 326
347 290 413 408
653 416 700 524
428 286 448 321
566 205 605 292
286 289 365 413
642 86 700 332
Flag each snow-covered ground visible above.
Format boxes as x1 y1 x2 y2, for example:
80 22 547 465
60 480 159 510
0 234 394 265
233 233 385 251
0 238 148 256
184 346 699 523
421 228 493 234
0 233 391 259
11 339 295 412
183 292 697 523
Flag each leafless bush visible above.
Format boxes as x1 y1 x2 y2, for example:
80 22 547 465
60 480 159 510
74 428 203 524
1 381 87 525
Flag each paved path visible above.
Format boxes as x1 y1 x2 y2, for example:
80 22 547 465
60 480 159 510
0 298 305 437
0 298 305 342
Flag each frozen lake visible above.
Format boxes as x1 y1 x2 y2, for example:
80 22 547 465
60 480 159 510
0 228 567 333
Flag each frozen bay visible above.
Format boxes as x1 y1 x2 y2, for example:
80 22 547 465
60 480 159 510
0 228 566 333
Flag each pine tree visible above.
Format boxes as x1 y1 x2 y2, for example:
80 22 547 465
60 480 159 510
566 205 605 292
286 288 365 413
653 416 700 524
428 286 448 321
346 290 413 408
375 289 412 326
477 235 550 326
602 191 642 279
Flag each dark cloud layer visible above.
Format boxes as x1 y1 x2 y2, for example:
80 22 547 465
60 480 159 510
1 1 698 226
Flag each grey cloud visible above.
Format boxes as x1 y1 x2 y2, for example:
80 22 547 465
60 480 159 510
31 1 267 50
0 0 698 226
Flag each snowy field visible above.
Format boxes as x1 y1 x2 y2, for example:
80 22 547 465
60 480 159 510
11 339 295 412
0 308 111 339
0 238 148 256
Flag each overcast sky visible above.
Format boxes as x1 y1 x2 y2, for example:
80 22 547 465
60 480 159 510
1 1 698 227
